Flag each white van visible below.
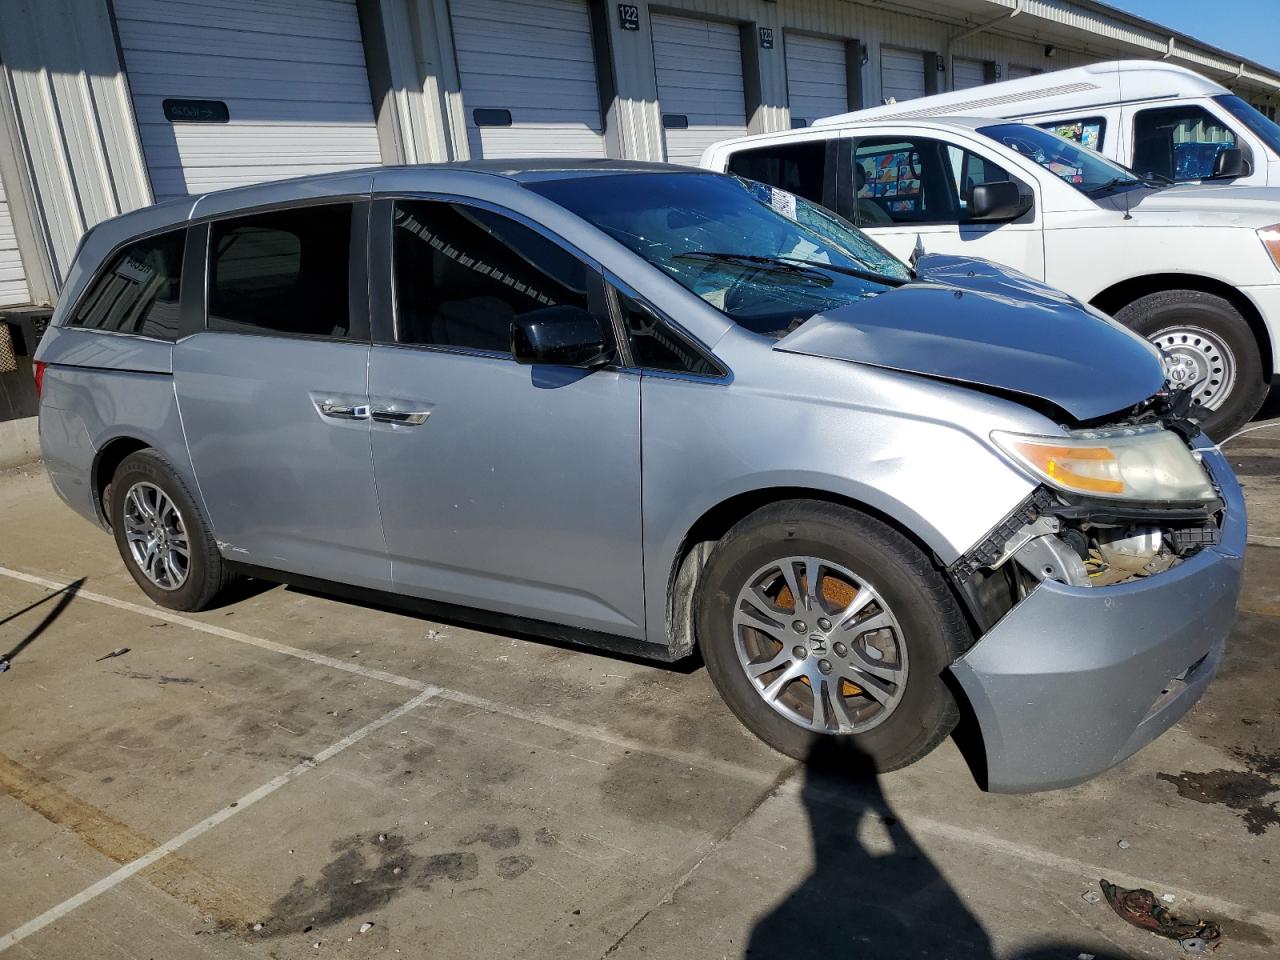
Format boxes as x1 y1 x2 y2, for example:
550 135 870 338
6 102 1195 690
701 116 1280 437
811 61 1280 189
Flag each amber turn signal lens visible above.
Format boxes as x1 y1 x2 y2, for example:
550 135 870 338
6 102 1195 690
1259 224 1280 270
1007 440 1124 494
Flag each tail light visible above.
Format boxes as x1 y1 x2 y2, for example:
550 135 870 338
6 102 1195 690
33 360 46 396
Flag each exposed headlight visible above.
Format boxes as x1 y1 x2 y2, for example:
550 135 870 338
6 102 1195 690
992 425 1216 503
1259 223 1280 270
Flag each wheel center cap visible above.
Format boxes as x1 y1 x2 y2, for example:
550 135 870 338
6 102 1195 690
808 633 827 652
1163 352 1202 386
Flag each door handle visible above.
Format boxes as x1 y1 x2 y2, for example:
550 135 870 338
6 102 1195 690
370 407 430 426
313 397 370 420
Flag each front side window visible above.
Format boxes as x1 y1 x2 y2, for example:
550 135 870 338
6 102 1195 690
392 200 593 352
527 171 911 340
1038 116 1106 152
945 146 1016 218
979 122 1148 195
849 137 1008 226
208 204 352 338
71 229 185 339
725 141 827 206
1132 105 1237 182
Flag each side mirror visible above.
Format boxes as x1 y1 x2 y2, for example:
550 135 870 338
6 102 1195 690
511 305 611 368
1211 147 1250 179
969 181 1028 221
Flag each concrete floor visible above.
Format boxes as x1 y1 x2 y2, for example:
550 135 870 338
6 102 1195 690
1 416 1278 960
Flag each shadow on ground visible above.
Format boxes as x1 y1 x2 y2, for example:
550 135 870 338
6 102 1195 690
0 577 83 670
746 739 1130 959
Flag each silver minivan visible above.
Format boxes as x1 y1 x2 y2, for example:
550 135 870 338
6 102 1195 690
34 161 1244 791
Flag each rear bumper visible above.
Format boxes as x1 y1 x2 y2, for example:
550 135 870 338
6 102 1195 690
951 445 1245 793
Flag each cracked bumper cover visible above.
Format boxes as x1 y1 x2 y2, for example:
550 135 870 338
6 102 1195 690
950 445 1245 793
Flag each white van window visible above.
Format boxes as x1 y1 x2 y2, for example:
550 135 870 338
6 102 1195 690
1133 105 1236 182
1038 117 1106 152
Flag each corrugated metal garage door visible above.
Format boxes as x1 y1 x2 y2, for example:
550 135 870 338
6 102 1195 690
114 0 383 201
786 34 848 127
953 57 986 91
652 14 749 165
1008 65 1042 80
880 47 926 104
0 177 29 306
453 0 605 159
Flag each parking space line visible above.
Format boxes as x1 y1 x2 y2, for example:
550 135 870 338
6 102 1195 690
0 687 439 952
0 564 778 785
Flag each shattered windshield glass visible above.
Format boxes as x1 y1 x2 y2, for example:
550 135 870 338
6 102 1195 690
527 172 912 338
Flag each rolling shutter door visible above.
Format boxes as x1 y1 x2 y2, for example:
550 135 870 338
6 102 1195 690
0 176 29 306
652 14 749 165
786 35 848 127
880 47 926 104
1008 65 1041 80
453 0 606 159
114 0 383 202
953 58 986 91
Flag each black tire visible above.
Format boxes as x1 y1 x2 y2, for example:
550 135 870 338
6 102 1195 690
110 449 233 611
696 500 970 772
1114 289 1268 440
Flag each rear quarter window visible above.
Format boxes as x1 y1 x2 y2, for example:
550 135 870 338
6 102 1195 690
70 229 185 339
726 141 828 206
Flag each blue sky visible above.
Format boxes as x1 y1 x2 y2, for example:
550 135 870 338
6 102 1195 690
1112 1 1280 71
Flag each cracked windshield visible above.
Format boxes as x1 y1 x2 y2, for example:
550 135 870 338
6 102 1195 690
529 172 912 338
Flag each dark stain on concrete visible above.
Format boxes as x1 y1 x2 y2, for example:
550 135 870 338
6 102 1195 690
116 670 197 685
534 826 557 847
495 855 532 880
419 852 479 882
1156 769 1280 835
461 823 520 849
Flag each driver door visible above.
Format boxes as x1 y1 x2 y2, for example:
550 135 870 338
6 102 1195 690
841 132 1045 280
366 197 646 638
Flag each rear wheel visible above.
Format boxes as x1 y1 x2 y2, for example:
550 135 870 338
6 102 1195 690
110 450 232 611
1115 289 1268 440
696 501 969 771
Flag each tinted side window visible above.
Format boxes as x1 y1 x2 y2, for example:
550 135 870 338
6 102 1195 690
615 289 718 376
852 137 959 225
208 204 352 338
726 141 827 206
1133 105 1237 182
71 229 185 339
392 200 591 352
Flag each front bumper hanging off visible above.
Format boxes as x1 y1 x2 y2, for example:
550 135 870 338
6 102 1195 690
950 445 1246 793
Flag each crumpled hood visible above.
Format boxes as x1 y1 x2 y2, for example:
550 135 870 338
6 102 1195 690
774 253 1166 421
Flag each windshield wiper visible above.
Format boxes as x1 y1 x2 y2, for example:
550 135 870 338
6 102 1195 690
673 251 833 285
773 255 909 287
1086 176 1143 196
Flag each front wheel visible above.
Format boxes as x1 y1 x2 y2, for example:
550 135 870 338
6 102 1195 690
1115 289 1268 440
696 501 969 772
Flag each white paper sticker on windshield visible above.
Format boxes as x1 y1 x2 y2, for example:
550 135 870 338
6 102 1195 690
769 188 798 221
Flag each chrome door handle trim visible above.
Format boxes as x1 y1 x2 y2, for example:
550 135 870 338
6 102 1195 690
370 408 430 425
315 399 370 420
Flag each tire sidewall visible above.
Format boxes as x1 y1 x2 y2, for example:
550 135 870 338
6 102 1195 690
698 506 963 769
1118 291 1266 439
110 452 217 610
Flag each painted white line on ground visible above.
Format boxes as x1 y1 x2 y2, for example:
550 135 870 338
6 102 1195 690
1248 534 1280 548
0 565 774 785
0 687 439 953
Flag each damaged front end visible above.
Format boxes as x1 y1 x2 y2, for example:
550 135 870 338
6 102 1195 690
947 391 1246 792
952 391 1226 630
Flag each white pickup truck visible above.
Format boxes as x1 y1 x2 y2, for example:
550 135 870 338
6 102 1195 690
701 117 1280 436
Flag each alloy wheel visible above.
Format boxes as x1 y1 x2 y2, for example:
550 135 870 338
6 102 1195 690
731 555 908 735
122 481 190 591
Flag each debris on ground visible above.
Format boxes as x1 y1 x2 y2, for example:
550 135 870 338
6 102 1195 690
95 647 130 662
1116 839 1131 849
1081 890 1101 904
0 659 9 673
359 922 374 934
1100 879 1222 953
